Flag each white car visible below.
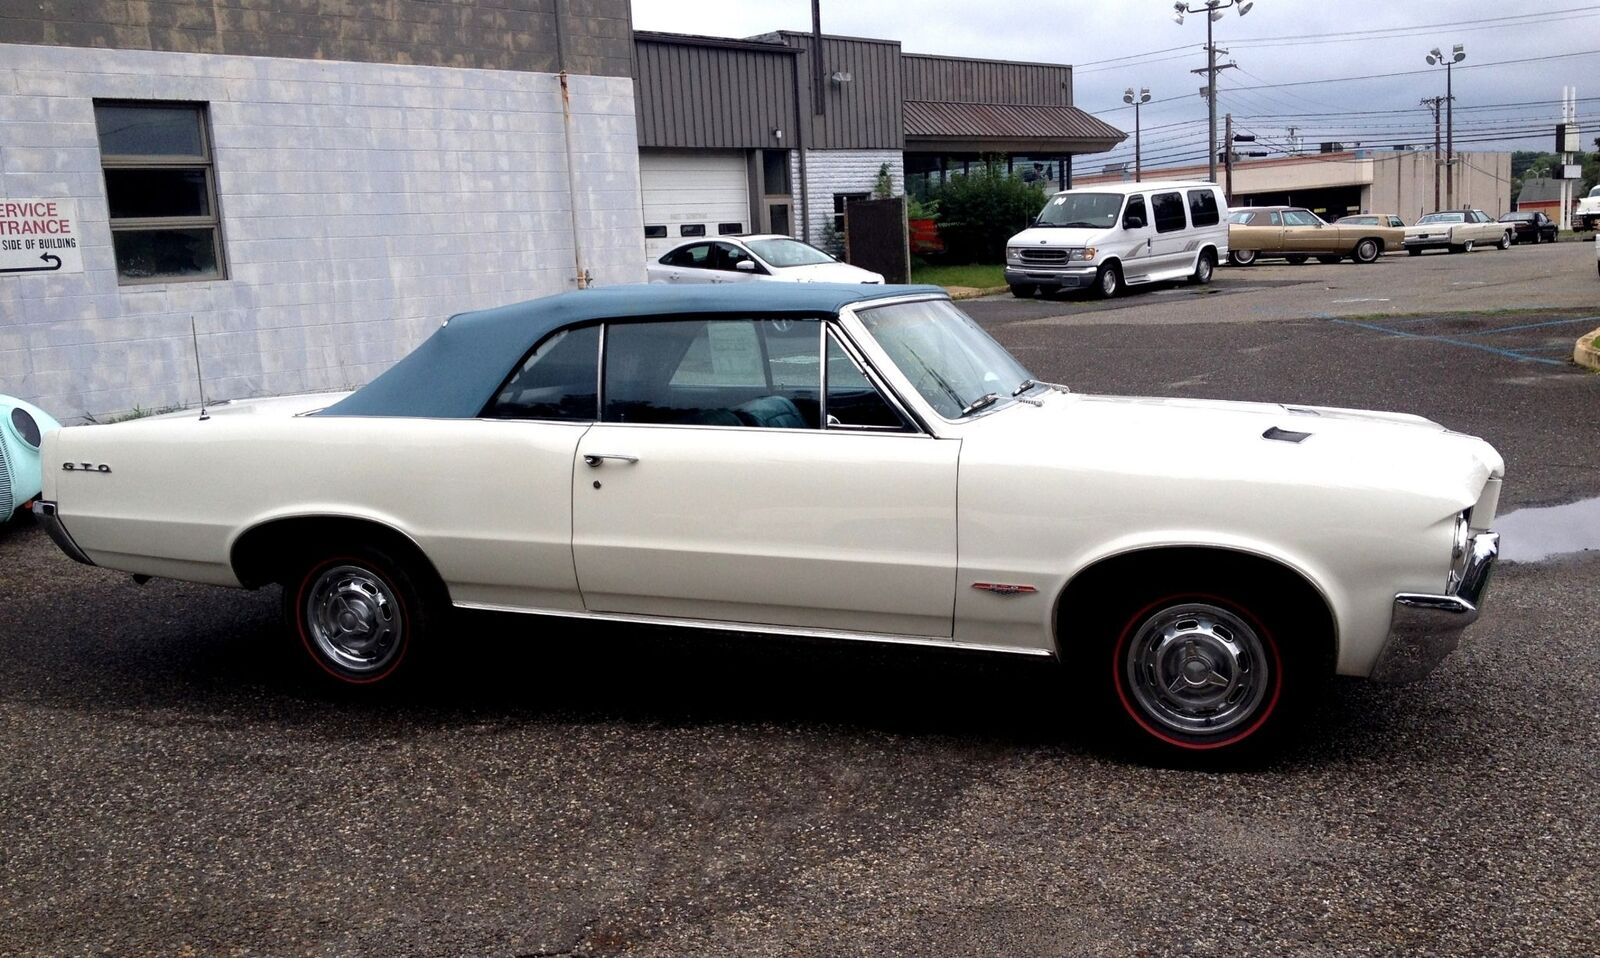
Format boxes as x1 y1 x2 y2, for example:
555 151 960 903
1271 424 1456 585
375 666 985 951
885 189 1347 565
646 234 884 285
33 284 1503 759
1576 184 1600 232
1005 181 1229 298
1403 210 1513 255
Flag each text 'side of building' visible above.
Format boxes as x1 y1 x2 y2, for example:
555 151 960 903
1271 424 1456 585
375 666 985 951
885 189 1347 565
0 2 642 420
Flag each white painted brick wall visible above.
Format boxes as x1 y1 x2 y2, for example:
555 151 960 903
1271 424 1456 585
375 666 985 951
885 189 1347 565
794 149 903 254
0 43 645 420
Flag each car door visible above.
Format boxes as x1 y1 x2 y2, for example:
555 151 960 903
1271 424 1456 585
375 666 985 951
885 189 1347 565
1116 193 1158 282
1280 209 1329 253
571 316 960 637
708 241 762 284
1230 209 1283 254
657 242 715 283
1145 190 1190 278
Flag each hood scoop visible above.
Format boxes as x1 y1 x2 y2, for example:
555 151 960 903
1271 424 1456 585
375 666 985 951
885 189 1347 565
1263 426 1312 444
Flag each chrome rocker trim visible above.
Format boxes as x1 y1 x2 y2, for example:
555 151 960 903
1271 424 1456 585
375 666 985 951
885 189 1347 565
454 601 1057 659
1371 531 1498 683
31 500 95 566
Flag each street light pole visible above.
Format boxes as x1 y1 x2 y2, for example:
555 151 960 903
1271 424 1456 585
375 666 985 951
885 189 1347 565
1425 44 1464 208
1124 87 1151 181
1174 1 1254 185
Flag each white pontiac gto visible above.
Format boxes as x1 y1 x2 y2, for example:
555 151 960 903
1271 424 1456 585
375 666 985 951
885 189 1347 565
34 284 1503 758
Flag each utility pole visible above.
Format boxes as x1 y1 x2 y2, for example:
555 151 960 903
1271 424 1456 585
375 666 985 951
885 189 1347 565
1421 96 1443 211
1124 87 1151 181
1223 112 1234 201
1425 44 1464 207
1174 1 1255 185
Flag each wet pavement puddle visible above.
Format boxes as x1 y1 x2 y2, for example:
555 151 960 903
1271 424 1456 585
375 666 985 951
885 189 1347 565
1495 497 1600 563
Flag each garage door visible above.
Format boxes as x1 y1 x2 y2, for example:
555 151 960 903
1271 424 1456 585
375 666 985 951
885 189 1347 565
640 150 750 260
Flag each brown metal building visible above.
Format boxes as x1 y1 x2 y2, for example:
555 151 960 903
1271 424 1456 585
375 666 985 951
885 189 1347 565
632 30 1125 256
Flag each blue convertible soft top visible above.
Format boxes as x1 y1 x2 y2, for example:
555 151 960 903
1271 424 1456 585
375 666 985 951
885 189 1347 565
320 282 944 419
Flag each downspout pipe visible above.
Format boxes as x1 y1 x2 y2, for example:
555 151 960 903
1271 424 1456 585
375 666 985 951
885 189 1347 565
559 70 591 289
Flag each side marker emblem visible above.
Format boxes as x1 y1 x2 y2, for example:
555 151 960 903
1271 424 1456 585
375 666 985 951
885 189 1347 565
972 582 1038 596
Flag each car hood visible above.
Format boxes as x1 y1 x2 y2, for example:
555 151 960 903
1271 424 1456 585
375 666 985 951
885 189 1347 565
774 262 885 283
1008 226 1107 248
975 392 1503 518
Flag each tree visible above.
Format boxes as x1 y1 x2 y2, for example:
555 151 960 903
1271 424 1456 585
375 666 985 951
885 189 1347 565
930 160 1048 263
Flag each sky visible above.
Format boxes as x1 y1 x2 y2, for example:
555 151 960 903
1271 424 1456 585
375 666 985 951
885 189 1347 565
630 0 1597 172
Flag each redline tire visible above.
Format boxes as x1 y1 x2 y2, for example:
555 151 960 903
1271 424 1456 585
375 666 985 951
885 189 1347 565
1108 591 1289 756
284 544 440 686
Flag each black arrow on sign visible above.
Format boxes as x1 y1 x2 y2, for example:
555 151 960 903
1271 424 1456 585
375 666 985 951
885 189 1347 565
0 253 62 274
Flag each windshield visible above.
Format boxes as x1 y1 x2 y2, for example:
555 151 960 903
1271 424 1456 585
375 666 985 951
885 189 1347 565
856 299 1034 420
1418 212 1465 224
1035 192 1124 228
1590 186 1600 198
745 238 836 268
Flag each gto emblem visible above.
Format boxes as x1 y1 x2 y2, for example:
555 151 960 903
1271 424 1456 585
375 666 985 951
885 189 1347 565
972 582 1038 596
63 462 111 473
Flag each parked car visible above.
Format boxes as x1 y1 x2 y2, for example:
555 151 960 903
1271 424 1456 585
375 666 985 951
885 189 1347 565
1227 206 1395 265
1403 210 1512 255
1497 211 1558 244
1004 180 1228 298
1335 212 1408 252
647 235 884 285
0 395 61 522
1576 185 1600 232
33 284 1504 759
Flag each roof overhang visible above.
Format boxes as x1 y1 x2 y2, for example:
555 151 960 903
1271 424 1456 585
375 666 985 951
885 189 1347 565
903 100 1126 155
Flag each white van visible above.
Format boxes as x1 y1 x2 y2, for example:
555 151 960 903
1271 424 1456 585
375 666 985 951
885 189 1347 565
1004 180 1229 298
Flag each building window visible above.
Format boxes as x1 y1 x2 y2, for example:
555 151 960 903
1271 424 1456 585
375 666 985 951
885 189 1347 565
718 222 744 235
762 150 791 195
644 225 668 239
833 192 870 234
679 224 706 237
93 101 226 284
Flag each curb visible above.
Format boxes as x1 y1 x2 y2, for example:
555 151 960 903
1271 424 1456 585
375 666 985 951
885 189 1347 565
945 284 1009 300
1575 327 1600 372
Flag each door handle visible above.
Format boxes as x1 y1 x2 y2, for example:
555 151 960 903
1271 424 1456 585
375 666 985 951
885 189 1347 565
583 453 639 467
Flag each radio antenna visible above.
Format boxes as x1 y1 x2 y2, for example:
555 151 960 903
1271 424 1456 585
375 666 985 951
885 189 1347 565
190 316 209 421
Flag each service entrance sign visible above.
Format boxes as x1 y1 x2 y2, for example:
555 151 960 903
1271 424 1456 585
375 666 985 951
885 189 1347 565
0 199 83 275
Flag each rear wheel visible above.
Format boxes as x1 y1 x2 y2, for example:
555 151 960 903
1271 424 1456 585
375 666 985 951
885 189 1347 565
282 542 442 686
1094 263 1123 299
1188 251 1215 285
1284 255 1309 265
1009 283 1037 298
1228 249 1257 266
1352 238 1381 263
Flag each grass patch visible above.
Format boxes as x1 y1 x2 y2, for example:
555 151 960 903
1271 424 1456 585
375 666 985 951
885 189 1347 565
82 403 186 425
910 263 1006 289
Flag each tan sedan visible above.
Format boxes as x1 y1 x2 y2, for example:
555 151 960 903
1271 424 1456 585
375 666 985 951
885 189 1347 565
1226 206 1395 265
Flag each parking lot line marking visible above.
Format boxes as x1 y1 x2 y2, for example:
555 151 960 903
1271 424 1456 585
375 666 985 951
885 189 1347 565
1451 316 1600 338
1332 319 1570 366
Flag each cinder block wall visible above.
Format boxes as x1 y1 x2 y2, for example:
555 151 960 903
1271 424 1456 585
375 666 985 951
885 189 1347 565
0 43 644 420
796 149 903 253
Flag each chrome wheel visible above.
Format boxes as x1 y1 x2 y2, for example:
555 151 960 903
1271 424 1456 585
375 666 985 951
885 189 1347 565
1098 265 1120 297
1229 250 1256 266
1498 232 1511 250
1124 602 1270 738
1192 254 1213 284
1355 239 1379 263
303 564 404 675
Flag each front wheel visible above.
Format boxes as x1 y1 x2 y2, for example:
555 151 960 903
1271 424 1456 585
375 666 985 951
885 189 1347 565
283 543 441 686
1497 232 1512 250
1353 238 1381 263
1228 249 1257 266
1109 592 1291 756
1094 263 1123 299
1009 283 1037 299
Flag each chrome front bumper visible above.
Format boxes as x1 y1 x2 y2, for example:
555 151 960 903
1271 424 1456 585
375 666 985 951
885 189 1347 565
1005 265 1097 288
31 500 95 566
1370 531 1498 683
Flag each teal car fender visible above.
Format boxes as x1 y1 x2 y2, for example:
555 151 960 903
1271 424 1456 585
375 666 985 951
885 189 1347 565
1 395 61 519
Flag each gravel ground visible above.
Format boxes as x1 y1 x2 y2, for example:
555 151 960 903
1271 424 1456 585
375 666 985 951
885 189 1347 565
3 273 1599 955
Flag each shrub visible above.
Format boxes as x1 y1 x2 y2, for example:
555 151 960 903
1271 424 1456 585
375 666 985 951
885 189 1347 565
930 162 1048 263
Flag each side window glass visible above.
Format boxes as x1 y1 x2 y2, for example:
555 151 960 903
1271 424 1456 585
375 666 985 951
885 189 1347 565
1267 211 1282 226
604 319 821 428
668 243 711 268
1186 189 1220 227
1151 192 1186 233
825 333 906 431
1124 194 1148 227
484 325 599 421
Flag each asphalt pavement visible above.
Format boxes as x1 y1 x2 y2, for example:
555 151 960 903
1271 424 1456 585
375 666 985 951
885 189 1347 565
2 242 1599 956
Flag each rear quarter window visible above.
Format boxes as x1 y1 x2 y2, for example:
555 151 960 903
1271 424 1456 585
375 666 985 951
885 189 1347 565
1186 189 1220 227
